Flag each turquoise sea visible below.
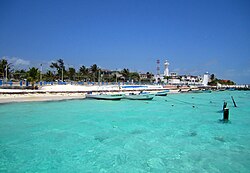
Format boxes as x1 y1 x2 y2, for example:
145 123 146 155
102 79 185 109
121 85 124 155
0 91 250 173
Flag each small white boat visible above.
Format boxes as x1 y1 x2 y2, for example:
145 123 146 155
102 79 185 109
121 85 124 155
190 90 203 93
155 90 169 96
124 93 154 100
202 89 212 93
86 94 124 100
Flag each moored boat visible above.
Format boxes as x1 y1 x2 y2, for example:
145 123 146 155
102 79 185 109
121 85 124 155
226 88 235 91
190 90 203 93
218 89 226 91
86 94 124 100
155 90 169 96
202 89 212 93
124 93 154 100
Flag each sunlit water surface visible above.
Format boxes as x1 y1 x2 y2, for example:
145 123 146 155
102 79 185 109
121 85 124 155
0 91 250 172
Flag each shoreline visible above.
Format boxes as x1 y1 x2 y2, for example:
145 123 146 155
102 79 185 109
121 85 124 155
0 84 187 104
0 91 181 104
0 93 86 104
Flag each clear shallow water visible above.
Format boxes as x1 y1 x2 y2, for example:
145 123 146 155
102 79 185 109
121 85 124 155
0 91 250 173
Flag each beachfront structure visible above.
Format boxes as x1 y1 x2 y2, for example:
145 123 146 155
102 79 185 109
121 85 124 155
154 60 209 86
167 75 202 85
170 72 177 77
155 59 170 83
202 72 210 86
164 60 170 76
139 73 147 80
168 77 181 84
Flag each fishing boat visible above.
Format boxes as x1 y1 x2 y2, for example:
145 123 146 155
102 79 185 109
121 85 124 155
202 89 212 93
155 90 169 96
190 90 203 93
85 94 124 100
124 93 154 100
179 90 190 93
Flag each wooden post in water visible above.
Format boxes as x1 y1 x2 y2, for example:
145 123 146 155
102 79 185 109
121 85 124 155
231 96 237 107
223 102 227 110
223 108 229 121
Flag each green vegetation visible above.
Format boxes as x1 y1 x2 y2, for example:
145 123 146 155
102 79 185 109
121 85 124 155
208 74 235 86
26 67 40 88
0 58 153 83
0 59 12 79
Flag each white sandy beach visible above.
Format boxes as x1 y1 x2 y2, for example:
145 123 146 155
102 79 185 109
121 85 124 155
0 84 183 104
0 92 86 104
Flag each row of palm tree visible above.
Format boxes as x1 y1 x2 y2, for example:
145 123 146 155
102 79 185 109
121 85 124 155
0 59 154 84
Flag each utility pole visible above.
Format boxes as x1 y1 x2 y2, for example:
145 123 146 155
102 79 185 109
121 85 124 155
139 72 141 85
115 69 118 84
40 64 43 81
62 66 64 82
5 64 8 83
98 69 100 85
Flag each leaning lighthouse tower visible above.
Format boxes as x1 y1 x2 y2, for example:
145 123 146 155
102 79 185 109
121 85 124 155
164 60 170 76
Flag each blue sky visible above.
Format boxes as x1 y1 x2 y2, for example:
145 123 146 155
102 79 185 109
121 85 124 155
0 0 249 84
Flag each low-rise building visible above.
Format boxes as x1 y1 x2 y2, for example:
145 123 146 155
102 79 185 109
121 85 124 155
139 73 148 80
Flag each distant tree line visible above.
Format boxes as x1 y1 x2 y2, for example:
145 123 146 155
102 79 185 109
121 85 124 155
208 74 235 85
0 58 154 84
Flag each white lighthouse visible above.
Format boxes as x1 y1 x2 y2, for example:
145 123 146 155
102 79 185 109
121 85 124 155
164 60 170 76
203 72 209 86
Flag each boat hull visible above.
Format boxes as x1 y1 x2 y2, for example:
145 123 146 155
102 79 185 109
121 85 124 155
155 92 168 96
189 90 203 93
202 90 212 93
125 94 154 100
86 94 123 100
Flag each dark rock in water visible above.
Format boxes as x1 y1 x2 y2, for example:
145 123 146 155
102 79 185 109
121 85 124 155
50 149 57 154
214 136 225 142
189 131 197 137
94 135 109 142
130 129 146 135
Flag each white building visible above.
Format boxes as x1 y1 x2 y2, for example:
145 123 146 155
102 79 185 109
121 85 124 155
164 60 169 76
154 60 170 83
154 59 210 86
202 72 210 86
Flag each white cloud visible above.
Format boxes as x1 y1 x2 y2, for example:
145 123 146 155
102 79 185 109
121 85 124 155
7 57 30 67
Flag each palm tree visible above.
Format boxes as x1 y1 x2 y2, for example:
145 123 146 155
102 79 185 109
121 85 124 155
0 59 11 80
121 68 130 81
68 67 76 81
210 74 215 81
44 70 54 81
13 69 27 81
27 67 39 88
90 64 98 82
50 59 65 81
79 65 89 81
130 72 140 82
